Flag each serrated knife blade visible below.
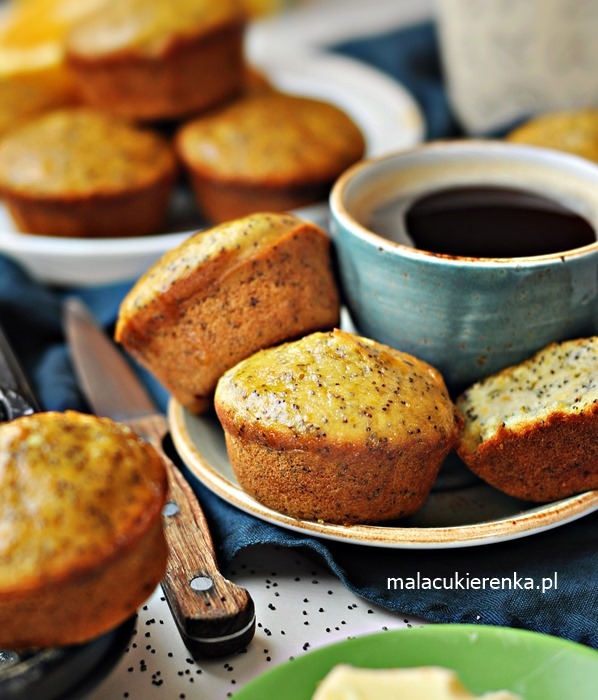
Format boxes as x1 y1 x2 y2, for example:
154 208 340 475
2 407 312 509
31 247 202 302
63 297 255 658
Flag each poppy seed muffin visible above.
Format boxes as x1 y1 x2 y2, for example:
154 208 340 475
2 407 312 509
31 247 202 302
0 72 80 140
456 337 598 502
115 212 341 414
0 107 177 237
507 109 598 163
65 0 245 121
0 411 168 649
214 329 463 525
175 92 366 222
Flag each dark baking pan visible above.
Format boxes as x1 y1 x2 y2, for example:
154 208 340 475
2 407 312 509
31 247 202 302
0 617 135 700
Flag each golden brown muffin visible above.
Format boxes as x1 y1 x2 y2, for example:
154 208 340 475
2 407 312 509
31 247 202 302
0 71 81 140
0 107 177 237
115 212 341 414
507 109 598 163
214 329 463 525
242 63 277 96
175 92 366 223
0 410 168 650
456 337 598 502
64 0 246 121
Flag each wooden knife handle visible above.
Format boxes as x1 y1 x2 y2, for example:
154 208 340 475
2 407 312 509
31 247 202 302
125 414 256 658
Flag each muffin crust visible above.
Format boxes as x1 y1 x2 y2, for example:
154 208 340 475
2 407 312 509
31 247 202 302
65 0 245 120
456 337 598 501
0 72 80 140
0 411 168 649
176 93 366 222
215 329 463 524
507 109 598 163
116 212 341 414
0 107 177 236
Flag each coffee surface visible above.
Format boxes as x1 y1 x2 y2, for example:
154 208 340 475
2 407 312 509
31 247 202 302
370 186 596 257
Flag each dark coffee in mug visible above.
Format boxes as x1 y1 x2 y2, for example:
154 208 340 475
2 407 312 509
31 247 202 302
370 185 596 258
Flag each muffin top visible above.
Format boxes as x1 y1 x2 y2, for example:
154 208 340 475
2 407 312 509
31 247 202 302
0 107 176 197
66 0 243 58
176 93 366 185
0 410 167 592
0 72 80 140
507 109 598 163
215 329 461 446
117 212 314 322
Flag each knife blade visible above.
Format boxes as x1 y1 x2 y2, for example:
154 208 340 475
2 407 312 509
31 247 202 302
63 298 255 658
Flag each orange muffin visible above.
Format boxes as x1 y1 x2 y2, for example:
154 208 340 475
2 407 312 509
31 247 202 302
456 337 598 502
65 0 246 121
175 92 366 223
115 212 341 414
215 329 463 525
0 411 168 649
0 107 177 237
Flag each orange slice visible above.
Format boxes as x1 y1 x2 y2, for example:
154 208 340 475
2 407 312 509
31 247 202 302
0 0 107 76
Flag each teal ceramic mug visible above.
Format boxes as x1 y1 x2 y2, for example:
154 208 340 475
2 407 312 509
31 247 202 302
329 140 598 395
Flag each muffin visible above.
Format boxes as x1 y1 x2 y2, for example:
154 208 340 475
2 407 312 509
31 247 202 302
242 63 277 96
0 71 80 140
115 212 341 414
65 0 246 121
456 337 598 502
0 410 168 649
175 92 366 222
214 329 463 525
0 107 177 237
507 109 598 163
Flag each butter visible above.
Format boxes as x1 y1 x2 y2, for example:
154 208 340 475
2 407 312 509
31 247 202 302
312 666 521 700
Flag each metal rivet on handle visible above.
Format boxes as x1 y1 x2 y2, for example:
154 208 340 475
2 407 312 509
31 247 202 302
190 576 213 592
162 501 180 517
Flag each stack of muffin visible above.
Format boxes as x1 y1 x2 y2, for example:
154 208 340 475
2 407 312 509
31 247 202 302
116 209 597 526
0 0 365 237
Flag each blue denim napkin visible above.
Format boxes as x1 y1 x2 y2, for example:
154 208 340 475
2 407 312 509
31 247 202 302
0 22 596 651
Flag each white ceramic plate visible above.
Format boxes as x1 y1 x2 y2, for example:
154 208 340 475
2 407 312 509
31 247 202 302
168 399 598 549
0 49 424 287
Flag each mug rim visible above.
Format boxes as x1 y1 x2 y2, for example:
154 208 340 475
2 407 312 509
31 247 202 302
329 138 598 267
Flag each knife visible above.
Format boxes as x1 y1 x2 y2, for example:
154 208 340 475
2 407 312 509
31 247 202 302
63 298 255 658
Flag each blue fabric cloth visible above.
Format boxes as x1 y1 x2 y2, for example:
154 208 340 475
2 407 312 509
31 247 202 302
332 22 462 141
0 22 596 651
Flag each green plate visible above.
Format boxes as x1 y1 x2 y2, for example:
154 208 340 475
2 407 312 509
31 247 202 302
234 625 598 699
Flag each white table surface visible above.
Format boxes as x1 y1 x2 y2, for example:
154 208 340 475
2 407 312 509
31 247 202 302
87 545 425 699
88 2 434 697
